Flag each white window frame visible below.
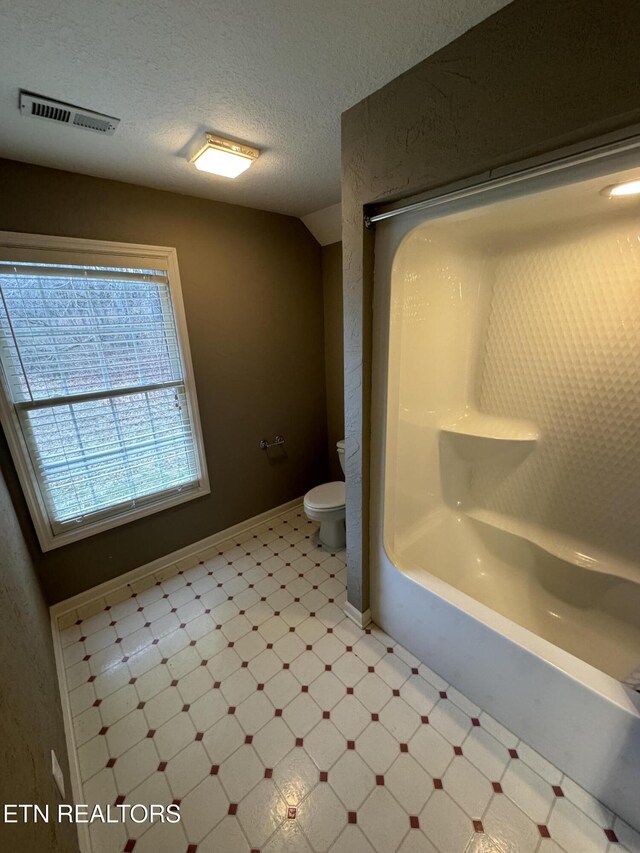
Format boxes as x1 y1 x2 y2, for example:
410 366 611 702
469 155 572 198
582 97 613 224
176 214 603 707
0 230 210 551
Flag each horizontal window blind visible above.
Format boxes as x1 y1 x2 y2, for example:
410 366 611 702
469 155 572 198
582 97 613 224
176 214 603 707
0 260 203 534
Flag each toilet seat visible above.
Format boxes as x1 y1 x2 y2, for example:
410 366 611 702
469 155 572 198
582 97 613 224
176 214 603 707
304 481 345 511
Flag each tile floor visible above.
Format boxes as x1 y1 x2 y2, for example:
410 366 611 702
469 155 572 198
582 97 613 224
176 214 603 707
56 506 640 853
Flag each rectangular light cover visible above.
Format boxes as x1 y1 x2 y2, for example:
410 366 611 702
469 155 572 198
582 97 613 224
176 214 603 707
191 134 259 179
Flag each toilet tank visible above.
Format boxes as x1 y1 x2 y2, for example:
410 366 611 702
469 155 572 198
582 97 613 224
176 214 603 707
337 439 345 475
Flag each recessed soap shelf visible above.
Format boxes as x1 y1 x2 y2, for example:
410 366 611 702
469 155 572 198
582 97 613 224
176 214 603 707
440 413 539 442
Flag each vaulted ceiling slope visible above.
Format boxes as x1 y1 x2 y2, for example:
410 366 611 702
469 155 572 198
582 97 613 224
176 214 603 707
0 0 510 216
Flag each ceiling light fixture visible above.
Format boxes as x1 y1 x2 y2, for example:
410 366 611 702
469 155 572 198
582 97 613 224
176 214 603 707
600 179 640 198
190 133 260 179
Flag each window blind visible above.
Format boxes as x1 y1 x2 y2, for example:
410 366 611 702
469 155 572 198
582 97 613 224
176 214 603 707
0 261 202 533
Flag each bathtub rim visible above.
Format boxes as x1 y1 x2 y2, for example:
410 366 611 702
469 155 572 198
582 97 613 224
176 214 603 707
383 530 640 717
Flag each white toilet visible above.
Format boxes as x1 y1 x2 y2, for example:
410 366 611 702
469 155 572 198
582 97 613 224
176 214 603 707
303 439 346 549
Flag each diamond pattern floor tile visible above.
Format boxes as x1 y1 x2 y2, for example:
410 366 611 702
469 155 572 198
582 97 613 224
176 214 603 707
56 507 637 853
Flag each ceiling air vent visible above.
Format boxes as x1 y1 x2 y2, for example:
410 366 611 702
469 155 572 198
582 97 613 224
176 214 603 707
19 90 120 135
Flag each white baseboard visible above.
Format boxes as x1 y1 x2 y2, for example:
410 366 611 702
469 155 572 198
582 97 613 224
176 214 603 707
50 496 304 620
344 600 372 629
50 606 92 852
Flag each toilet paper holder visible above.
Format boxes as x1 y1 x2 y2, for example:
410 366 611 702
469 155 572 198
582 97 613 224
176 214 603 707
259 435 285 450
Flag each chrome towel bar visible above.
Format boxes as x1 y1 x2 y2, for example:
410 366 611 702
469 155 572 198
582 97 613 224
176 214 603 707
259 435 285 450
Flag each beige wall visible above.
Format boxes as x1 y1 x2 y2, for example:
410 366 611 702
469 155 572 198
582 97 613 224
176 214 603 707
341 0 640 612
0 158 328 603
322 242 344 481
0 462 79 853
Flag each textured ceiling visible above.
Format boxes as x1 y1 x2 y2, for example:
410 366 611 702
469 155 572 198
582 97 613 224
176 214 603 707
0 0 510 217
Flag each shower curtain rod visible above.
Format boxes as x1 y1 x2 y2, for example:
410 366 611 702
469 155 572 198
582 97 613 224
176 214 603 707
364 130 640 227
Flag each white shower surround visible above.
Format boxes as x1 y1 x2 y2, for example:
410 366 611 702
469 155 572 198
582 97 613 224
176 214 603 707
370 163 640 829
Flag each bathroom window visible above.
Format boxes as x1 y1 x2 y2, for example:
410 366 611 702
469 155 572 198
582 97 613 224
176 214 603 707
0 232 209 550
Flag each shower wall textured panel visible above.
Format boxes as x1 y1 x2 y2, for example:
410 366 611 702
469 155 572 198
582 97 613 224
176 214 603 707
472 222 640 569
